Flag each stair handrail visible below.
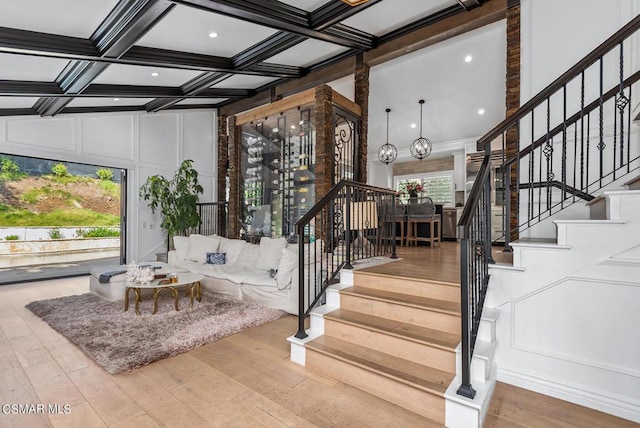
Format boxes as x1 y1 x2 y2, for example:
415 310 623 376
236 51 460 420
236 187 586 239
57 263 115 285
294 179 397 339
456 13 640 399
478 13 640 149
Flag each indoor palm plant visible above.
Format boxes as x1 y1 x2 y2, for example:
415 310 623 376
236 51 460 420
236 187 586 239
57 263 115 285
139 159 204 251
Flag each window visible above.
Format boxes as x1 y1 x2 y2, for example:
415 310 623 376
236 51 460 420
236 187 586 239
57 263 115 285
395 171 454 206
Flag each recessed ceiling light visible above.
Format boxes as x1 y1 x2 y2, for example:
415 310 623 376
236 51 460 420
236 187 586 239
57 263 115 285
478 108 485 115
151 72 159 77
465 55 473 63
113 98 120 101
209 32 218 38
410 123 417 129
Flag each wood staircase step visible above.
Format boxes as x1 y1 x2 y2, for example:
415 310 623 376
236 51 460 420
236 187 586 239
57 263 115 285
339 286 460 334
306 335 452 423
354 270 460 302
323 308 458 373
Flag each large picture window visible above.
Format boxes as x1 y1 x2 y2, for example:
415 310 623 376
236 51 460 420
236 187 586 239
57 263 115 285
395 171 454 206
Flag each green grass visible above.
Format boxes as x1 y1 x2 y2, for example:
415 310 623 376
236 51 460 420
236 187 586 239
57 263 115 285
21 186 78 205
0 207 119 227
76 227 120 238
98 180 120 198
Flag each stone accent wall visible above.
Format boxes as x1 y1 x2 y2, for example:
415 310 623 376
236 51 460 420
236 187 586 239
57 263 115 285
217 114 228 236
506 1 520 241
354 61 370 183
227 115 240 238
314 85 334 203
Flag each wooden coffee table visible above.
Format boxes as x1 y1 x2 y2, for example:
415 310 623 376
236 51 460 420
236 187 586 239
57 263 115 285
124 272 204 315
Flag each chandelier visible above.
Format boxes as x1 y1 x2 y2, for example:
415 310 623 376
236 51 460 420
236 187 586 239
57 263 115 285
341 0 370 5
410 99 432 161
377 108 397 165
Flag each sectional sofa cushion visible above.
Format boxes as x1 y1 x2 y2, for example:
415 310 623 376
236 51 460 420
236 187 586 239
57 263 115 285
255 237 287 271
184 235 220 263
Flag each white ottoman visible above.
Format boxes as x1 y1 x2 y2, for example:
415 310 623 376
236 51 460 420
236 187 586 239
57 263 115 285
89 262 173 301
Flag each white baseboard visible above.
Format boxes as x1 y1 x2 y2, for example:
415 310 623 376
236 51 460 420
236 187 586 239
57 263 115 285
497 365 640 424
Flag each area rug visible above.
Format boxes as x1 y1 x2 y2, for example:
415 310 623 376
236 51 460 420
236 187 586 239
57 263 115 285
26 290 288 374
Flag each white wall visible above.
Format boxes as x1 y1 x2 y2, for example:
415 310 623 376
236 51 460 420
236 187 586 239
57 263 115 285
0 109 217 262
521 0 640 103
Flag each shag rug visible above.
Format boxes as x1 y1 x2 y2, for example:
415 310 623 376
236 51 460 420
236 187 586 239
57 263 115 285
26 290 287 374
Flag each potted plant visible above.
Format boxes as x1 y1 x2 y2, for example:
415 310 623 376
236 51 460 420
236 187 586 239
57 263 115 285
139 159 204 252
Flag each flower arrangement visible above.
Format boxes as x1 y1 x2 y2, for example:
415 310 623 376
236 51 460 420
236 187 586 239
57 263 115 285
398 181 424 196
126 262 155 284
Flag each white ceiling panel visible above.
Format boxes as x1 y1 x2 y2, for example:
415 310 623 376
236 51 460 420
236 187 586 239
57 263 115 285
91 64 201 87
368 20 506 153
265 39 348 67
66 98 154 107
177 98 227 105
0 54 69 81
0 0 118 38
0 97 38 109
213 75 278 89
278 0 326 12
342 0 457 36
137 5 278 58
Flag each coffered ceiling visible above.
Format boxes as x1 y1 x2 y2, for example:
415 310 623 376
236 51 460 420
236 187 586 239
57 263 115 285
0 0 500 120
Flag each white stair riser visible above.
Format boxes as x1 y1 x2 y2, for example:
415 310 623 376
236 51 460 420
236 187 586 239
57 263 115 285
340 294 459 334
324 319 456 374
306 349 446 423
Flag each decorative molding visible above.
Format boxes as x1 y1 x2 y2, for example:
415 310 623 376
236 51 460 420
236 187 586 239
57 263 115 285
498 365 640 424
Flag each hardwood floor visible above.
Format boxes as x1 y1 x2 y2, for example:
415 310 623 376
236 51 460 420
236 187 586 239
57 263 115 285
0 272 637 427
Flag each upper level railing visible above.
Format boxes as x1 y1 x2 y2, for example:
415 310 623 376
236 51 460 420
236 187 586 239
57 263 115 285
185 202 228 237
457 14 640 399
294 180 397 339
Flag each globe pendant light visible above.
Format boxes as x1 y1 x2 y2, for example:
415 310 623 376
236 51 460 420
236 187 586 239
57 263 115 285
410 99 432 160
377 108 397 165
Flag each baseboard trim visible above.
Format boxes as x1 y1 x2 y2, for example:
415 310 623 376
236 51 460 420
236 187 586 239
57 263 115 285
497 365 640 424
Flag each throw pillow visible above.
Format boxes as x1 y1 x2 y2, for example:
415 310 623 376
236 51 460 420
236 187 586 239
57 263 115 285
217 237 247 265
185 235 220 263
206 252 226 265
275 247 297 290
173 236 190 251
256 237 288 271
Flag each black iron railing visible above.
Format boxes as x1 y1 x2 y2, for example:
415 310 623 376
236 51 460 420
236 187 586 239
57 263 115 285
186 202 228 237
294 180 397 339
457 14 640 398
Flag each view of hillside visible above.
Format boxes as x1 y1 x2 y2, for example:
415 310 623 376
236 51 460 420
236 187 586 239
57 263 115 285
0 157 120 232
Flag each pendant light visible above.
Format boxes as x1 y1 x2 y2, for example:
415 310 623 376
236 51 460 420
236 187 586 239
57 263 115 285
410 99 432 160
377 108 397 164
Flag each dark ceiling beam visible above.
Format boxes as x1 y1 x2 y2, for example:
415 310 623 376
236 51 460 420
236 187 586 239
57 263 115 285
232 31 305 69
144 72 233 112
34 0 175 116
0 27 302 78
170 0 375 49
144 27 310 112
219 0 508 116
456 0 484 11
0 27 97 57
0 80 251 98
309 0 381 30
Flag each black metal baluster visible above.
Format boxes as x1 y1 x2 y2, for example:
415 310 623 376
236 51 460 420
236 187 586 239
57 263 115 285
617 42 629 170
598 57 605 187
627 85 632 173
580 71 585 192
562 84 567 207
545 98 553 212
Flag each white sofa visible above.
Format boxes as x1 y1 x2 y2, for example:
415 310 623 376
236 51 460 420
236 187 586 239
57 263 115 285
168 234 322 315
